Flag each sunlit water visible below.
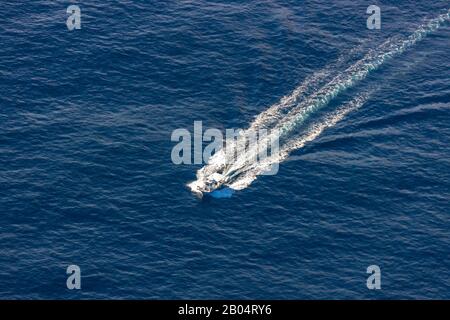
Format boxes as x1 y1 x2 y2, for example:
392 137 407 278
1 1 449 299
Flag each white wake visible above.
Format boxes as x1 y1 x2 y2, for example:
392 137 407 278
189 10 450 193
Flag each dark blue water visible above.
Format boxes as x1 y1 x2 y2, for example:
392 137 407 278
1 1 449 299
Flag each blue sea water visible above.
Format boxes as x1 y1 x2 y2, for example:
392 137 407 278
0 1 449 299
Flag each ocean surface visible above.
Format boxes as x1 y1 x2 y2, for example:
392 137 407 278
0 1 449 299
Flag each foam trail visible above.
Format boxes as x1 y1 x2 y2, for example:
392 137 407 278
249 71 330 131
189 10 450 194
276 10 450 137
228 94 370 190
250 41 369 131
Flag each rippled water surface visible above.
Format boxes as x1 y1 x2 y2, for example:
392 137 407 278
0 1 449 299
